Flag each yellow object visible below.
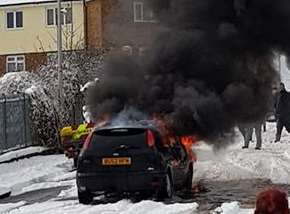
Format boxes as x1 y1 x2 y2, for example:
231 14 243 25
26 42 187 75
61 123 93 144
60 126 74 138
72 124 88 141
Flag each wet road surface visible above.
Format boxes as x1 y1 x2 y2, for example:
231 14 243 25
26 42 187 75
1 179 290 213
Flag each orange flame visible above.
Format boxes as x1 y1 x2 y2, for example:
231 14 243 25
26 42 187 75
181 136 197 161
152 114 198 161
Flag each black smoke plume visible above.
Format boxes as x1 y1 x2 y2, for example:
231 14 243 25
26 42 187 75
87 0 290 144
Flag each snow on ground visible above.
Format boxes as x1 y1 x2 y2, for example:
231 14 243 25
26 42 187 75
193 122 290 184
2 200 199 214
0 154 72 195
213 202 252 214
0 201 26 213
0 122 289 213
0 147 48 163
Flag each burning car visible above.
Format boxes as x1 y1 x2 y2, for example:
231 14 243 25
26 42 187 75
76 125 195 204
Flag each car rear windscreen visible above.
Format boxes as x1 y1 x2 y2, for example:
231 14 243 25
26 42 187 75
87 128 148 153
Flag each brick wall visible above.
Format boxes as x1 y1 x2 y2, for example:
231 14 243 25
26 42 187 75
86 0 103 49
25 52 47 72
0 55 5 77
0 52 47 76
102 0 166 51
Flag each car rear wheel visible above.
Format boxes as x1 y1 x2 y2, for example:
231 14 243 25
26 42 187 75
78 190 93 204
184 164 193 190
157 172 173 199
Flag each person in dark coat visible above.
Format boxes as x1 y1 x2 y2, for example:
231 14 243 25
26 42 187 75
274 83 290 142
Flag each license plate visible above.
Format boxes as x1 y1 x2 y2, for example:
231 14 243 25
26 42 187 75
102 157 131 166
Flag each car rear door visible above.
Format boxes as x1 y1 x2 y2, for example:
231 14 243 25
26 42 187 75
170 138 189 185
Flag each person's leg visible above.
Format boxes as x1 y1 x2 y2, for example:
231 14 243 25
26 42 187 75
248 127 253 142
242 128 251 148
239 126 246 138
263 121 266 132
240 126 248 148
255 125 262 149
275 119 284 142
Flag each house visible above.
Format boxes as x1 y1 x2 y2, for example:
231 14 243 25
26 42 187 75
0 0 163 76
103 0 165 55
0 0 103 76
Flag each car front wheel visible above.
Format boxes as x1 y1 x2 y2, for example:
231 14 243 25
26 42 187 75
184 165 193 190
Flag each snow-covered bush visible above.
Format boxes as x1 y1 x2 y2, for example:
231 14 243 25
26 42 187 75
38 49 107 125
0 49 107 147
0 71 58 147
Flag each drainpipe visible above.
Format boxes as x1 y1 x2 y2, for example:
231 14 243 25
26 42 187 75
83 0 88 50
57 0 63 123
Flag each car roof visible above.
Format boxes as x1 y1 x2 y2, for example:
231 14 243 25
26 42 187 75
94 124 159 133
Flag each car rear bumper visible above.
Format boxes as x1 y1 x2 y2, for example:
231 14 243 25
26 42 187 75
77 171 166 193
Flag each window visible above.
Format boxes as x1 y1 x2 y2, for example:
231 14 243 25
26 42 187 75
139 47 147 56
6 11 23 29
6 56 25 73
47 9 54 25
46 8 72 26
133 1 156 23
122 45 133 55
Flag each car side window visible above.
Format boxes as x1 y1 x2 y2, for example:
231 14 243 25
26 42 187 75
173 139 187 161
179 142 187 161
154 132 168 153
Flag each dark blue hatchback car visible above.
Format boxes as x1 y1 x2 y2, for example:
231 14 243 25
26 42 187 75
76 126 193 204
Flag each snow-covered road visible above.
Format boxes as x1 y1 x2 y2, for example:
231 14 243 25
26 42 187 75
193 123 290 184
0 122 289 213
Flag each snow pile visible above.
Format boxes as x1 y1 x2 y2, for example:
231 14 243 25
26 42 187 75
0 71 58 146
0 146 48 163
214 202 241 214
213 202 253 214
0 155 70 195
0 201 26 213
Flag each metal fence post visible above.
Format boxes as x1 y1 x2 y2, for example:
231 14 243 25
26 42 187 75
23 93 27 147
3 94 7 151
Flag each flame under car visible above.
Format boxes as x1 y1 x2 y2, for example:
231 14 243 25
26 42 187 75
76 126 194 204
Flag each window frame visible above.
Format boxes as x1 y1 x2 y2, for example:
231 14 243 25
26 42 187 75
6 10 23 30
133 1 156 23
45 7 72 26
6 55 26 73
46 8 56 26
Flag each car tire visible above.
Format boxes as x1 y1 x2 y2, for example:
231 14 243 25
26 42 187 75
157 172 173 199
184 164 193 190
78 190 93 204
